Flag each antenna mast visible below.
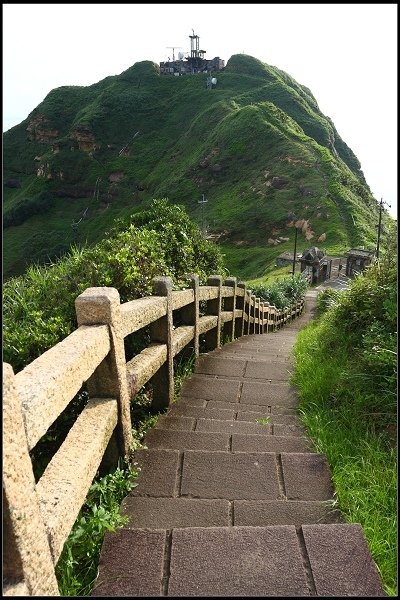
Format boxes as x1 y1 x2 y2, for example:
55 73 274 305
166 46 182 62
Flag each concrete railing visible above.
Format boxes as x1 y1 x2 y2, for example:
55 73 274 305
3 273 305 596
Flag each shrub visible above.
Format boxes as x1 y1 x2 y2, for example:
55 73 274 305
316 288 341 315
250 273 308 309
3 199 225 372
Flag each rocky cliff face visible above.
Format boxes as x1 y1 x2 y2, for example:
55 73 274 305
26 115 58 143
69 126 97 152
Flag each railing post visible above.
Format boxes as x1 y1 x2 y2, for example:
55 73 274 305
245 290 251 336
223 277 237 343
272 306 277 331
180 274 200 358
260 301 265 334
3 364 59 596
236 282 246 338
249 294 256 334
264 302 270 333
75 287 132 458
151 277 174 411
205 275 222 350
255 298 261 334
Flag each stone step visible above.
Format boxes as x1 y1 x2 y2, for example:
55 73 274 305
180 451 333 501
120 497 341 529
131 448 333 501
193 356 297 380
205 400 298 414
156 413 305 435
193 418 306 437
181 375 298 406
232 433 313 453
144 428 230 451
210 351 292 363
144 428 312 453
93 524 385 596
167 403 302 424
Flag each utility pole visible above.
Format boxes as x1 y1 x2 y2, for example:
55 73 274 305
198 193 208 235
376 198 391 259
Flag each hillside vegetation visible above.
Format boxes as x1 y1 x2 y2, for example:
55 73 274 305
3 200 224 373
4 54 390 280
292 255 397 595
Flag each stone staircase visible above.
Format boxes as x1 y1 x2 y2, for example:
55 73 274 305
92 292 385 596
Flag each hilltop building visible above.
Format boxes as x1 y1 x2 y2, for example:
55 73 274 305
160 30 225 75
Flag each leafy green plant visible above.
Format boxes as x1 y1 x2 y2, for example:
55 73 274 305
250 273 308 309
316 288 341 315
55 460 138 596
256 417 270 424
3 200 224 373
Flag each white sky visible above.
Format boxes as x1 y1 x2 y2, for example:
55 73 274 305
3 3 397 218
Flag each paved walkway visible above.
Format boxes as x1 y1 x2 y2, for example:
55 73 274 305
92 291 384 596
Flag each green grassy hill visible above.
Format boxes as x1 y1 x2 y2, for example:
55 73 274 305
4 54 388 279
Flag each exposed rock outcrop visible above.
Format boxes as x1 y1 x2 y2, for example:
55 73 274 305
26 115 58 143
69 126 98 152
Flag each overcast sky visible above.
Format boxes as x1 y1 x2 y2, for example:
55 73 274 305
3 3 397 218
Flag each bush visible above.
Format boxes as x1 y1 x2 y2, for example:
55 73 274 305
250 273 308 309
316 288 341 315
3 199 225 372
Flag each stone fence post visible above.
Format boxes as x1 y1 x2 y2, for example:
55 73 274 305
150 277 174 411
255 297 261 334
236 282 246 338
249 294 256 334
3 364 59 596
75 287 132 458
223 277 237 343
205 275 222 351
180 274 200 358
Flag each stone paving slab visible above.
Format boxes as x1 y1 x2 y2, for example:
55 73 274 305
195 418 272 435
175 397 207 407
130 449 179 497
205 399 247 410
181 451 279 500
92 528 166 596
212 353 292 363
121 497 230 528
232 433 312 453
240 381 298 406
281 453 334 500
274 424 307 437
219 401 297 415
144 429 230 451
155 415 195 431
236 410 301 425
302 523 386 596
244 360 293 380
181 375 240 402
234 500 342 526
168 526 309 596
168 404 236 420
194 357 246 377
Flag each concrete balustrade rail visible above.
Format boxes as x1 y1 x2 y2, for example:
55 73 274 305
3 273 305 596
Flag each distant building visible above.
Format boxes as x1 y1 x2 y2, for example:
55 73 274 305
299 246 331 283
344 248 374 277
160 30 225 75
